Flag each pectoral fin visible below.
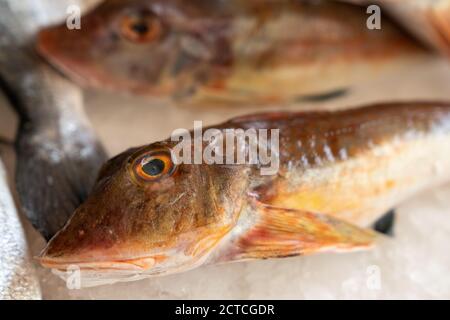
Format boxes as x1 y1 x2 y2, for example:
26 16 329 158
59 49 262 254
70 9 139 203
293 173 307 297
217 201 376 262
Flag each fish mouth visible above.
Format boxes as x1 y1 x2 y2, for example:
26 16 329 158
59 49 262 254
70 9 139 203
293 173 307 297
36 231 227 287
38 255 162 272
39 256 163 287
36 27 108 89
38 252 211 287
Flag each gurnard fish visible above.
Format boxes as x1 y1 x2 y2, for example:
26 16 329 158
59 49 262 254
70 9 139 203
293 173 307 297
36 0 426 104
0 0 108 240
39 102 450 287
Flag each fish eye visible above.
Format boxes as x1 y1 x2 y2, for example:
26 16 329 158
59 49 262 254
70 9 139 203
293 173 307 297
142 158 165 176
131 150 175 182
120 11 163 43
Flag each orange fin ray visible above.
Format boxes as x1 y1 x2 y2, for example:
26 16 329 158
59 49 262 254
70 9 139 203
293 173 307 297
216 201 376 262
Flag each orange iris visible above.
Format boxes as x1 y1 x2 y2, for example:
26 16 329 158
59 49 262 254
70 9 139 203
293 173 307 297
120 12 163 43
132 150 175 182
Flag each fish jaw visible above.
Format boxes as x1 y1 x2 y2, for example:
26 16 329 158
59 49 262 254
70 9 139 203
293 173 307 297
38 251 197 287
39 255 159 272
37 25 114 89
37 227 166 274
37 223 233 287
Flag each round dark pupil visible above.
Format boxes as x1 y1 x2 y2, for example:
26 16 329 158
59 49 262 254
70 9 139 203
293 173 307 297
142 158 165 176
131 20 150 35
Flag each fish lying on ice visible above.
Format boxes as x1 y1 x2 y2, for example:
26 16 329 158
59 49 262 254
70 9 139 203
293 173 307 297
36 0 426 104
0 0 108 240
39 101 450 287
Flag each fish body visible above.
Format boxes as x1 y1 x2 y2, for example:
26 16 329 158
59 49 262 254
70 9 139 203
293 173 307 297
37 0 425 104
39 102 450 286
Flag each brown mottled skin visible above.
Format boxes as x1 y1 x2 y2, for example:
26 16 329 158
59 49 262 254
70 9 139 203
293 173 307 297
36 0 424 103
39 102 450 284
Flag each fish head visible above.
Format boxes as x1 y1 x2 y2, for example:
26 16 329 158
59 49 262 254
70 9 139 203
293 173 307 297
37 0 233 96
39 141 249 285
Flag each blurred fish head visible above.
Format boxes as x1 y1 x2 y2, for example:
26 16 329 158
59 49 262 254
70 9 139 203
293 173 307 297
39 141 249 285
37 0 233 96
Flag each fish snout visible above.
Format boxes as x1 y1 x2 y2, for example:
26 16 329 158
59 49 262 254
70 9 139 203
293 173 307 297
38 232 170 274
37 25 101 87
37 214 167 273
37 25 75 69
38 247 168 287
